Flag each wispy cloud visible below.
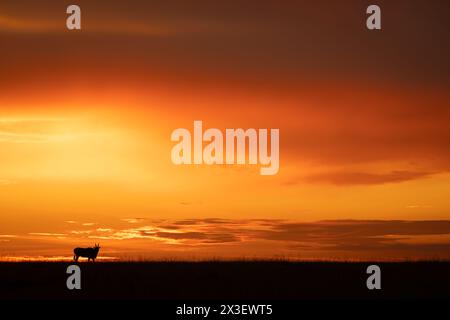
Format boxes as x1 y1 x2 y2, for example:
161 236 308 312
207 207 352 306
121 218 146 224
406 204 433 209
5 219 450 260
29 232 66 237
70 230 92 235
0 15 60 33
307 170 434 186
0 235 16 242
66 219 450 254
0 117 79 144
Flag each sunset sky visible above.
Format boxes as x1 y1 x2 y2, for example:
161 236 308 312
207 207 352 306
1 0 450 260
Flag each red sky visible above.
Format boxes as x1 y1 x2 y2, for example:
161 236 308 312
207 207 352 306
0 0 449 260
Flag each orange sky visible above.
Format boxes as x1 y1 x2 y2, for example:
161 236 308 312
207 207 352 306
0 0 449 260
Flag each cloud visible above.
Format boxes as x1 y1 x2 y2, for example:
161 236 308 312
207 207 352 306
80 220 244 244
8 219 450 260
83 219 450 256
156 224 182 230
154 231 239 243
149 219 450 257
0 118 82 143
0 13 231 36
122 218 146 224
70 230 92 235
0 15 59 33
0 2 449 190
172 218 241 226
302 170 433 186
29 232 67 237
253 220 450 257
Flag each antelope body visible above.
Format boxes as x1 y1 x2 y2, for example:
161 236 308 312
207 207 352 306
73 244 101 262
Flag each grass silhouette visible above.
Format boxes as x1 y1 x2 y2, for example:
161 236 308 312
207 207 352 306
0 260 449 300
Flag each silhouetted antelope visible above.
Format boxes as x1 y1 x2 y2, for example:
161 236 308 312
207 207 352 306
73 244 101 262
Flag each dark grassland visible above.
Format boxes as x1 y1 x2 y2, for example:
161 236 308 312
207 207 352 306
0 261 449 300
